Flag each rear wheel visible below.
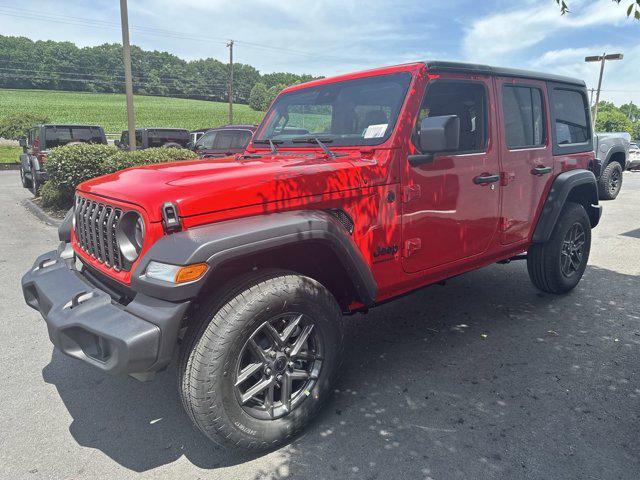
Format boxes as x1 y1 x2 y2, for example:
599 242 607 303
598 161 623 200
178 272 343 451
527 202 591 294
20 167 32 188
30 166 41 196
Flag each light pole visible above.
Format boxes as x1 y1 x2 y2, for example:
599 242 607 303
585 53 623 128
119 0 136 150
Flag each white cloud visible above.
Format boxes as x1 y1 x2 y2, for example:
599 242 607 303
462 0 629 63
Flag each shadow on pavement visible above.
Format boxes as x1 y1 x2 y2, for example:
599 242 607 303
43 263 640 478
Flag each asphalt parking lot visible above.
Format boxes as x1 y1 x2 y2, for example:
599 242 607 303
1 170 639 480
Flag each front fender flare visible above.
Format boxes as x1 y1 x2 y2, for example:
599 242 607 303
532 169 601 243
131 210 377 306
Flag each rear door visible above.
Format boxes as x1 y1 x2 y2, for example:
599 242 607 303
402 76 501 273
496 78 553 244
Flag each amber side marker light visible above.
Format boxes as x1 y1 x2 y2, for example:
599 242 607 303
145 261 209 284
175 263 209 284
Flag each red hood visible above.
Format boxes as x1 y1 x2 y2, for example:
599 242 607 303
77 151 386 222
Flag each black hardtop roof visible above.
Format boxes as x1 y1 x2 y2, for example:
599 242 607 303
424 61 586 87
207 124 257 131
40 124 104 128
122 127 190 133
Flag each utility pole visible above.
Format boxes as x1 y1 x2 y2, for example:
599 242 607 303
227 40 234 124
119 0 136 150
588 88 595 108
585 53 623 128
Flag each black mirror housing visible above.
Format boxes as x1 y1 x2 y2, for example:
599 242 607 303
417 115 460 153
19 137 27 148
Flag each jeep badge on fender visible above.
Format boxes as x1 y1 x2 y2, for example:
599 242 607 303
21 61 601 452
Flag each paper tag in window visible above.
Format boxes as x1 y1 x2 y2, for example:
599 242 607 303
363 124 387 139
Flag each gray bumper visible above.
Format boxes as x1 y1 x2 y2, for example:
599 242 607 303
21 245 189 375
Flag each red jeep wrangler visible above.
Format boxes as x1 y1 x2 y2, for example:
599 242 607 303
22 62 601 451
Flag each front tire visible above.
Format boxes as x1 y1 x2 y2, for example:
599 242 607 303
598 161 623 200
20 167 32 189
178 272 343 451
527 202 591 294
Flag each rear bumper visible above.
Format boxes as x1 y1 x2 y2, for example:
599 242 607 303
21 244 189 375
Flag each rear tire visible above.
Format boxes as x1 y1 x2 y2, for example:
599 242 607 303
178 272 343 451
527 202 591 294
30 167 41 196
20 167 32 189
598 161 623 200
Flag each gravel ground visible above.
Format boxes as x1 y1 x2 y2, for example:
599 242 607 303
1 170 639 480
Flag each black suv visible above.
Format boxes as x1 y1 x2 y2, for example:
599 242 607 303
19 124 107 195
115 128 191 150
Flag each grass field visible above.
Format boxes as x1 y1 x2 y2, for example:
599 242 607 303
0 89 265 133
0 146 20 164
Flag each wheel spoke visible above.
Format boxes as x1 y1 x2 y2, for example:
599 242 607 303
281 314 303 343
263 323 285 349
248 338 268 363
235 362 264 386
263 384 275 418
289 369 312 381
290 324 314 357
295 350 321 361
281 374 292 412
241 377 273 404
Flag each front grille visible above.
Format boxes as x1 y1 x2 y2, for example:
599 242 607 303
74 196 125 271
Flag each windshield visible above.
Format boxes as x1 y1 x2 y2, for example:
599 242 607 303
253 72 411 147
44 126 104 148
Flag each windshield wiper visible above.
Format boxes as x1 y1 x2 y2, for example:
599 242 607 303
251 139 282 155
291 137 338 158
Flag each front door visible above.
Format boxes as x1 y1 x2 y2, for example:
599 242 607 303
496 77 553 244
402 76 501 273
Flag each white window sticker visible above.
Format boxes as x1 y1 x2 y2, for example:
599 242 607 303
363 123 388 139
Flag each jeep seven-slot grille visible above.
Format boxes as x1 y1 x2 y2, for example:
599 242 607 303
74 197 125 271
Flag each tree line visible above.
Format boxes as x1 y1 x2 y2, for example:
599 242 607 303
0 35 319 104
596 101 640 139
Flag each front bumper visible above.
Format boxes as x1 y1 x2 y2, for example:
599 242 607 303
21 244 189 375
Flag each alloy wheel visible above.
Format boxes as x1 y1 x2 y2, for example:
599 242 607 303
234 313 323 420
609 168 621 195
560 222 586 277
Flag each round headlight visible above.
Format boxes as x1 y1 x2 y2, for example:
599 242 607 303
116 211 144 262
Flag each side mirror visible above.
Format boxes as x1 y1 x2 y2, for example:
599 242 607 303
410 115 460 166
19 137 27 149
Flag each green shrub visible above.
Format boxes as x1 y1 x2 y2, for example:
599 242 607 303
0 113 50 140
43 144 197 209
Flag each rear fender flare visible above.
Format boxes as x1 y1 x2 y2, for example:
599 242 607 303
131 210 377 306
532 169 601 243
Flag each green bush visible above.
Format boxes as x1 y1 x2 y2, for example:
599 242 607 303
41 144 197 209
0 113 50 140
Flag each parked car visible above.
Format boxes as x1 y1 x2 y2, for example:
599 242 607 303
115 128 190 150
19 124 107 195
192 125 256 158
22 61 602 451
628 141 640 170
189 128 210 145
592 133 630 200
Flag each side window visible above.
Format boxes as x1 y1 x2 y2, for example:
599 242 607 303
415 81 487 153
196 131 217 149
502 85 545 149
230 130 253 149
135 131 143 146
552 89 589 146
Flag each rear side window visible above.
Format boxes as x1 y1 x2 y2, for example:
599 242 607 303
147 130 188 148
552 89 590 146
43 126 104 148
502 86 545 149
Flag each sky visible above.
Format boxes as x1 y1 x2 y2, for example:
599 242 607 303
0 0 638 105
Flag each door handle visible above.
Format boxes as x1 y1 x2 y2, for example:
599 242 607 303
531 166 552 176
473 174 500 185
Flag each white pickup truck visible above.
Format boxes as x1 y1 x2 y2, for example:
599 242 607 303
592 132 630 200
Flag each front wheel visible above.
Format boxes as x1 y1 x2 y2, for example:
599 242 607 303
527 202 591 294
30 167 41 196
20 167 32 188
178 272 343 451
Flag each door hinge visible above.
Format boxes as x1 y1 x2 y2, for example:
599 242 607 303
402 184 421 203
404 237 422 257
